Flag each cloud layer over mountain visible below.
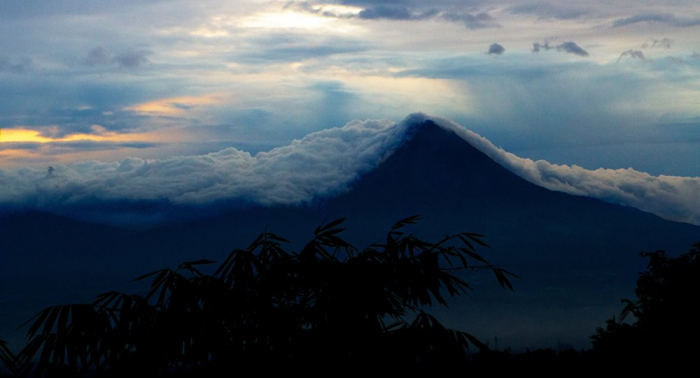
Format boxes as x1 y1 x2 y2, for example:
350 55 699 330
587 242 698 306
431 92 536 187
428 115 700 226
1 114 698 226
0 119 406 221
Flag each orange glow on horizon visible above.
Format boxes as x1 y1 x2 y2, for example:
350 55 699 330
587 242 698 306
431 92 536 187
0 127 153 144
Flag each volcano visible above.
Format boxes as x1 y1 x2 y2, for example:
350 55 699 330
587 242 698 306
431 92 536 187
2 119 699 350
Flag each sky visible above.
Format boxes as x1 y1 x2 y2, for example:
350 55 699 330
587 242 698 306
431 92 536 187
1 0 700 222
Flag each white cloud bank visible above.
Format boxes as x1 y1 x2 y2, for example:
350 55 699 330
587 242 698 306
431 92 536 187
424 114 700 226
1 113 699 226
0 119 406 212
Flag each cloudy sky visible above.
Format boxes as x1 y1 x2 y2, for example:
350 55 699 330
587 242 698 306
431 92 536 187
1 1 699 208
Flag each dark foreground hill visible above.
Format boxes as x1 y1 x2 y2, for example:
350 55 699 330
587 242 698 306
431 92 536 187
1 121 698 350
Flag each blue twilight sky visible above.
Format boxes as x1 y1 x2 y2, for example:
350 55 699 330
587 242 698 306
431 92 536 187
1 0 699 176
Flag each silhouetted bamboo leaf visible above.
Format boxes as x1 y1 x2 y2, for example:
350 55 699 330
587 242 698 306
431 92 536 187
14 215 516 373
0 339 19 375
462 232 489 247
317 218 346 234
391 215 421 230
461 331 488 351
492 268 518 290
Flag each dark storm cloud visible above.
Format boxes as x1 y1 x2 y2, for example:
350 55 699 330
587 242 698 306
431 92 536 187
0 57 32 73
507 3 590 20
613 14 700 28
533 41 588 56
488 43 505 55
617 50 646 62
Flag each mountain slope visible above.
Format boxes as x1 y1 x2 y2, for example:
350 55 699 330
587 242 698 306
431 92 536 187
2 120 698 350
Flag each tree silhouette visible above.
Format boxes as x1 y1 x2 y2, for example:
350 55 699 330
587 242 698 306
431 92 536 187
15 216 517 375
591 243 700 364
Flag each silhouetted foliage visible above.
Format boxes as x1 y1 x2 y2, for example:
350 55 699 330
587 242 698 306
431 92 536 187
1 339 19 376
15 216 517 375
592 243 700 364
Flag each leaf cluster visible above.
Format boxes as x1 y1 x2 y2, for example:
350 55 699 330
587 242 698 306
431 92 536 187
13 216 516 375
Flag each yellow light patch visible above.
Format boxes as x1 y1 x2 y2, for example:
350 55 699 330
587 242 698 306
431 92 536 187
0 129 52 143
190 27 229 38
125 94 224 116
0 127 152 144
242 11 334 30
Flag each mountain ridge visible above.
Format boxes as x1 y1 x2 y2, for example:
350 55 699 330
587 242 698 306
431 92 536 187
1 119 699 351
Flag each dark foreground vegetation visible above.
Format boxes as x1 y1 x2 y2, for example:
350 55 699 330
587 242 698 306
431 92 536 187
2 216 516 376
591 243 700 365
1 218 698 376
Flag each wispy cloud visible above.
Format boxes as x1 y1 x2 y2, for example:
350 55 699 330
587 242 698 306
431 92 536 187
0 140 157 153
532 41 588 56
507 3 591 20
532 41 553 52
84 47 113 66
0 125 160 151
2 0 700 185
298 1 500 29
0 57 32 73
439 12 499 29
357 5 437 21
124 94 224 117
613 13 700 28
643 38 672 49
234 34 369 63
617 49 645 62
83 47 152 69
